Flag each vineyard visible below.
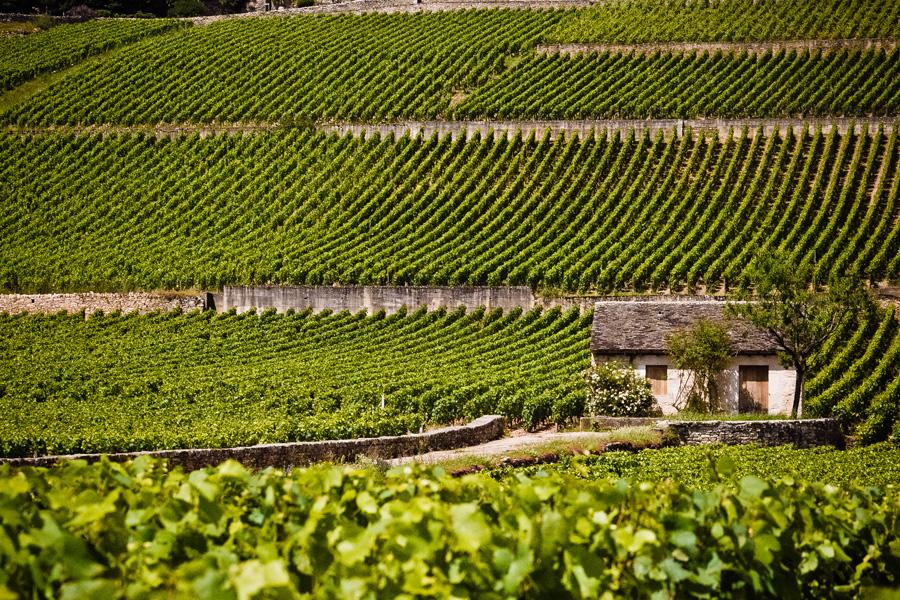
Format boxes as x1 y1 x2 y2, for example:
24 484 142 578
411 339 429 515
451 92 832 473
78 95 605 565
456 48 900 119
0 306 590 457
2 11 899 125
1 457 898 597
2 127 898 293
1 301 899 457
0 19 186 91
3 3 900 595
546 0 900 43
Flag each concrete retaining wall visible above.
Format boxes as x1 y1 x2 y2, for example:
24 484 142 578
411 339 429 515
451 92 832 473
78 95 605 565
1 415 506 470
319 117 894 142
220 285 598 314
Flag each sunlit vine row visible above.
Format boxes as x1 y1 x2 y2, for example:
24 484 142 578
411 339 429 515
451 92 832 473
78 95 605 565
3 11 557 125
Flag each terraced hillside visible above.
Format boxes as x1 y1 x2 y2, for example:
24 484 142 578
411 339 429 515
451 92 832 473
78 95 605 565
0 18 185 91
4 5 900 597
1 1 900 450
546 0 900 43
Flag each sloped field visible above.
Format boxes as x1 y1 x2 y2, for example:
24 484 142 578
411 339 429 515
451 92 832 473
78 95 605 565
2 127 897 292
2 301 899 456
3 11 898 125
0 306 589 456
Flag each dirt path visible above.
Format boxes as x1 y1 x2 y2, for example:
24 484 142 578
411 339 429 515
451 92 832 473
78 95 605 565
537 38 900 56
388 430 636 465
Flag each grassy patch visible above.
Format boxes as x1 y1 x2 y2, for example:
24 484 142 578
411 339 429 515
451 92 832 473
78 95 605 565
504 442 900 490
0 22 39 36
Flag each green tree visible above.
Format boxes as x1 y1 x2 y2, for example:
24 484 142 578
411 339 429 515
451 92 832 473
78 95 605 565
666 319 732 413
727 252 871 418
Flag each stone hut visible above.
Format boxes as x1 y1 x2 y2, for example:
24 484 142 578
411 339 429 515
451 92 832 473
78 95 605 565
590 299 797 415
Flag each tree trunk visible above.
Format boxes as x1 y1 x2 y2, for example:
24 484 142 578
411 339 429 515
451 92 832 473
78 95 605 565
791 367 805 418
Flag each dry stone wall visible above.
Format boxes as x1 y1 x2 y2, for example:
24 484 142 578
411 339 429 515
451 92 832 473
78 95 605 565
580 416 844 448
1 415 506 470
0 292 205 315
665 419 844 448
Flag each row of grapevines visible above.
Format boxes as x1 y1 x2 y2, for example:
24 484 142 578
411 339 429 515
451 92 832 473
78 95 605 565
1 456 898 598
0 18 187 90
2 127 897 293
4 12 898 125
513 442 900 491
545 0 900 43
0 306 590 457
456 48 900 119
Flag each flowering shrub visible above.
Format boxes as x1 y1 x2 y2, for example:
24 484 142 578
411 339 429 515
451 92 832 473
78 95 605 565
585 362 658 417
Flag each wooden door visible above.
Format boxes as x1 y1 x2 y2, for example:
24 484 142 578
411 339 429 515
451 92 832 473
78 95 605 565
739 365 768 412
645 365 668 397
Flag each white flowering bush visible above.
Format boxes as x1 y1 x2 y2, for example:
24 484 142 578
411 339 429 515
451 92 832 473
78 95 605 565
584 362 658 417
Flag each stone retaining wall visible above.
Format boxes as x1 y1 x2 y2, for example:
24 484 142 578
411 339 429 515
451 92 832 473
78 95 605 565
0 292 205 315
0 415 506 470
537 39 899 57
579 416 843 448
666 418 844 448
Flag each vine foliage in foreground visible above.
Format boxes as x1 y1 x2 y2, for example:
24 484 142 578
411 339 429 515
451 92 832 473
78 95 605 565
0 457 897 598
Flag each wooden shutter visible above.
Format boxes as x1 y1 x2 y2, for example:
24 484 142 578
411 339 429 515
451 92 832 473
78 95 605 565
645 365 668 397
739 365 769 412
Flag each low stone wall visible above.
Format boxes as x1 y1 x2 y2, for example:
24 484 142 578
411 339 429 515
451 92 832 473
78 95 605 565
1 415 506 470
665 418 844 448
0 292 205 315
579 416 843 448
220 285 598 314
